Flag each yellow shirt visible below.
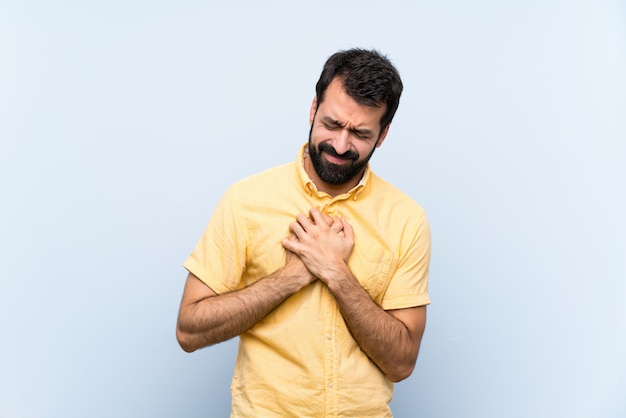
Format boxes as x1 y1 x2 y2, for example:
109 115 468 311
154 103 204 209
184 144 431 417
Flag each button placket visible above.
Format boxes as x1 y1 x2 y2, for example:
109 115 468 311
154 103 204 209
322 289 338 416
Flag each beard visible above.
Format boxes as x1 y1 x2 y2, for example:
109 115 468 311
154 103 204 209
308 127 377 186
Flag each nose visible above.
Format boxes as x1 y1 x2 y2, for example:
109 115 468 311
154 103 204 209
331 128 351 155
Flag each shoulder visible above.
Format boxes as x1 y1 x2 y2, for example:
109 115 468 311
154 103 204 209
222 162 299 210
230 162 297 192
368 171 426 217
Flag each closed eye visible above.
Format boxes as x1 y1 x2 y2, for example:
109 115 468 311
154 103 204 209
320 116 374 139
321 117 344 130
350 129 373 140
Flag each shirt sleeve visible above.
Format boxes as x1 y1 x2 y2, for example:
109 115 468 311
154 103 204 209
381 210 431 310
183 186 247 294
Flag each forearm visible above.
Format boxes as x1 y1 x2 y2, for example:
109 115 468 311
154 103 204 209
177 268 309 352
326 266 422 382
282 209 425 380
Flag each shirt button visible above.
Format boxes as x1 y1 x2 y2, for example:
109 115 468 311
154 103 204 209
328 382 333 388
327 334 332 340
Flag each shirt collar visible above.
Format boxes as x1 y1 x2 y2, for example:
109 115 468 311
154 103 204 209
296 143 370 200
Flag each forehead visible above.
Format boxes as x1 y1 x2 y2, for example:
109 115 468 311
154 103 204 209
318 78 386 129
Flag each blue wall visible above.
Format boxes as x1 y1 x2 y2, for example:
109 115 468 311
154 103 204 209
1 1 625 417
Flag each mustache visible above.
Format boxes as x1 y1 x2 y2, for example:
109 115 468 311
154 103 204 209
318 142 359 161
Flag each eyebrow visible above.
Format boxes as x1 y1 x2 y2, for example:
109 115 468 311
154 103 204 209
320 116 375 138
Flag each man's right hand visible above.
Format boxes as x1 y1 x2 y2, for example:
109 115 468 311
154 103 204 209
281 209 341 287
283 233 317 287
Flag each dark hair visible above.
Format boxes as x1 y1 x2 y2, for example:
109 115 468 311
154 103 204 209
315 48 403 131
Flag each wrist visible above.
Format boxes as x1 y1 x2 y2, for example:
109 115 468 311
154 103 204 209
319 261 352 290
275 263 315 292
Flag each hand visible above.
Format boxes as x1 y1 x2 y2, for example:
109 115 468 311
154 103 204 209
281 207 354 283
283 233 317 286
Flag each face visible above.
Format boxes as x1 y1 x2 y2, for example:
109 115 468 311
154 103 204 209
308 78 390 187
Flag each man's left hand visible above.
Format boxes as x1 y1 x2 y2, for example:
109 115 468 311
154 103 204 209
281 207 354 283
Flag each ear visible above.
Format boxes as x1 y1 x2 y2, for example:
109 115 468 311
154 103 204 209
376 124 391 148
309 97 318 125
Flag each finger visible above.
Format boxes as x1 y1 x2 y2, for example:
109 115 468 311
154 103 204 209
289 220 307 239
282 235 303 252
308 207 327 227
330 219 344 234
285 233 298 242
281 237 296 251
322 212 334 226
295 212 314 232
340 217 354 240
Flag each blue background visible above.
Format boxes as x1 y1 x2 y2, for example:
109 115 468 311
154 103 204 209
1 1 625 417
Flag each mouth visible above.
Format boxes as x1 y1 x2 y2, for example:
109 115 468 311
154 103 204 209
323 151 353 165
318 143 358 165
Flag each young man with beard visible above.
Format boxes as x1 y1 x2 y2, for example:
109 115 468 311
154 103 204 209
176 48 431 417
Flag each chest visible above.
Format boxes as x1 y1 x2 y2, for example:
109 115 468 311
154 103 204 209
243 202 396 304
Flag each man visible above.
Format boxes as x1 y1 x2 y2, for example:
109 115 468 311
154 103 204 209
176 48 431 417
